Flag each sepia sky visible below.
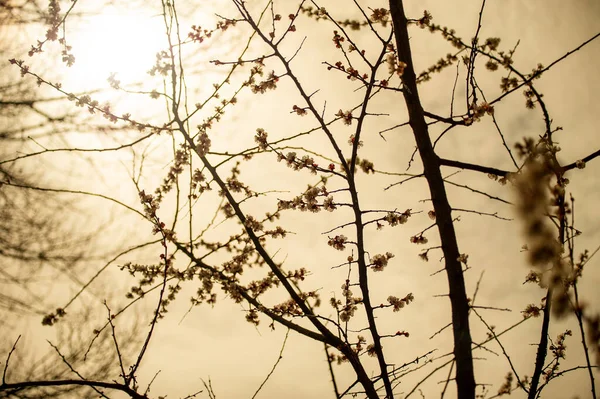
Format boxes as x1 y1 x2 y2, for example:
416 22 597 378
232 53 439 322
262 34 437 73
2 1 600 398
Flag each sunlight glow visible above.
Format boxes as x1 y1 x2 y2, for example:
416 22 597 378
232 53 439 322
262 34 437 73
65 8 166 91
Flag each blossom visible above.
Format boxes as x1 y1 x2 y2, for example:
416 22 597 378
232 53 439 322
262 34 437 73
410 235 428 244
196 131 211 156
370 8 389 24
371 252 394 271
359 159 375 174
384 210 411 226
336 109 353 125
292 105 307 116
328 235 347 250
254 128 268 150
387 293 414 312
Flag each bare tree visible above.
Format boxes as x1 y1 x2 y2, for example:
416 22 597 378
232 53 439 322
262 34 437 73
1 1 599 399
1 2 142 398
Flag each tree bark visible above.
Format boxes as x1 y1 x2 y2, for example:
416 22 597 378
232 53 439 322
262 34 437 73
388 2 476 398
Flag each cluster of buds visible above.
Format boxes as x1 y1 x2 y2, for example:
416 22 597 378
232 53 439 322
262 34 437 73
344 157 374 175
417 53 458 83
121 258 176 299
386 53 407 77
357 158 375 174
278 185 332 213
457 253 469 265
247 273 279 297
370 8 390 25
370 252 394 271
300 6 366 31
500 76 520 93
272 291 320 318
221 245 255 275
336 109 353 125
410 234 428 244
328 351 348 365
246 308 260 325
263 225 288 238
148 50 172 77
190 168 210 199
415 10 432 28
107 72 120 89
139 190 175 244
100 103 118 123
426 24 463 49
326 61 368 81
276 151 319 174
386 293 414 312
139 190 160 219
465 101 494 124
497 372 513 396
488 172 516 186
272 298 303 317
542 330 573 382
71 92 153 132
332 30 345 48
190 270 220 307
292 105 308 116
251 71 279 94
328 235 348 251
226 175 252 196
347 134 363 148
482 37 501 51
157 146 190 199
196 131 211 156
254 128 269 149
337 280 362 322
73 94 99 113
243 215 263 232
384 210 412 226
42 307 67 326
352 335 367 354
522 303 543 319
188 18 237 44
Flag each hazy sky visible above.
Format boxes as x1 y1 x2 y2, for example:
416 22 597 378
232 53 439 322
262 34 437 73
2 1 600 399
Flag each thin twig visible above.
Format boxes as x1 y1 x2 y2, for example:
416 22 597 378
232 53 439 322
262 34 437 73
472 309 527 394
2 335 21 384
251 329 290 399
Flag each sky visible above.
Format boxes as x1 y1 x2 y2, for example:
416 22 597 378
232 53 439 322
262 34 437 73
1 1 600 399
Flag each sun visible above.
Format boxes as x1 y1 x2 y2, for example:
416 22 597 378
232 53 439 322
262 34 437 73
64 5 167 91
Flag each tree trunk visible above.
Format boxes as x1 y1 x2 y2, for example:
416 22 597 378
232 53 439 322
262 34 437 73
388 2 476 398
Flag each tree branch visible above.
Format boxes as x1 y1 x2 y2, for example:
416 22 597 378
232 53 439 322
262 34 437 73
0 379 148 399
